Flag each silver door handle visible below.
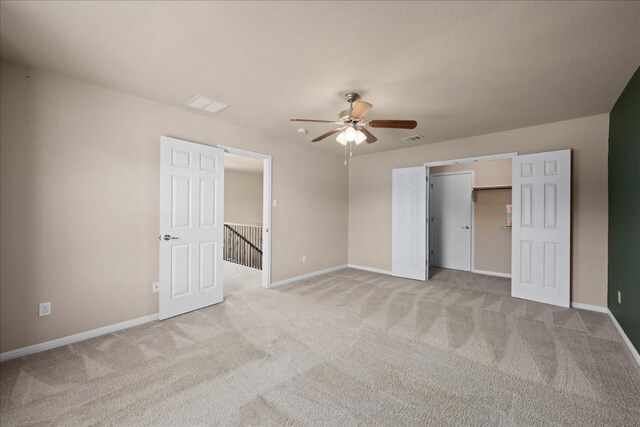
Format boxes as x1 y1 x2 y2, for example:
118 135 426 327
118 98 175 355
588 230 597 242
461 226 470 229
163 234 179 241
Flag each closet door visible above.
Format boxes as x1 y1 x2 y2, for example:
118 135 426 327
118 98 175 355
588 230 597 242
430 172 473 271
512 150 571 307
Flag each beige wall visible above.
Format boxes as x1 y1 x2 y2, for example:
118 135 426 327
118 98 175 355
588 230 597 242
431 159 511 187
431 159 512 275
0 58 611 353
0 60 348 352
473 189 512 275
224 169 263 225
349 114 609 307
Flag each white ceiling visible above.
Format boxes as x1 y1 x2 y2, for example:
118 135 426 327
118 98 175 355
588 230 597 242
1 1 638 155
224 153 263 174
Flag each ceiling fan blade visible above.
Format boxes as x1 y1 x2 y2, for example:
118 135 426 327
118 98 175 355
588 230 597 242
290 119 338 123
349 101 373 120
368 120 417 129
360 127 378 144
311 127 344 142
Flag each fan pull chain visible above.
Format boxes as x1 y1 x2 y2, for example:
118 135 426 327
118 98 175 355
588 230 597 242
344 141 348 166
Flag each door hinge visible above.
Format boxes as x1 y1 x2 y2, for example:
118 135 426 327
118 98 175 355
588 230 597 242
430 183 433 189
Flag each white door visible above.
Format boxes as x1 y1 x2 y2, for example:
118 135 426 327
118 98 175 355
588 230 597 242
512 149 571 307
430 172 473 271
159 136 224 320
392 167 426 280
425 166 430 279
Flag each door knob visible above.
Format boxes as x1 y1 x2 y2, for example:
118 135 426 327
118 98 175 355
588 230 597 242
163 234 179 241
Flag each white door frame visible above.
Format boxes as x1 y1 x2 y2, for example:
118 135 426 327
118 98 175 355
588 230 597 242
218 145 272 289
425 152 518 168
424 152 518 275
429 171 475 271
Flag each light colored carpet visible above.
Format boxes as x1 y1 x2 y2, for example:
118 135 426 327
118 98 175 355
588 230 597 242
1 263 639 426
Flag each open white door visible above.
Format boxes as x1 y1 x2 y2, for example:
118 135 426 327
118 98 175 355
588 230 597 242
159 136 224 320
425 166 430 280
392 166 427 281
512 149 571 307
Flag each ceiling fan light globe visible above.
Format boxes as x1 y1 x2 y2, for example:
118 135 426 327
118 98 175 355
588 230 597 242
336 131 348 145
344 126 357 142
354 130 367 145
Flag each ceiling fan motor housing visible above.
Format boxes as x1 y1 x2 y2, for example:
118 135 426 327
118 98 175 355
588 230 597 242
344 92 360 103
338 109 352 122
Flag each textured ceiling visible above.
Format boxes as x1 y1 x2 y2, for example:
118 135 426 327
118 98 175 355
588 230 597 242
1 1 638 155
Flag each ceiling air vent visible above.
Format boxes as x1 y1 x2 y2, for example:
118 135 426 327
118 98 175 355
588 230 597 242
401 135 424 142
186 95 229 114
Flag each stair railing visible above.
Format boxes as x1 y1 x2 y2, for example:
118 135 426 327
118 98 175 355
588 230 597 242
223 223 263 270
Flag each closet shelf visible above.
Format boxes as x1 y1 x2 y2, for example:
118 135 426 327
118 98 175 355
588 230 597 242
472 185 512 190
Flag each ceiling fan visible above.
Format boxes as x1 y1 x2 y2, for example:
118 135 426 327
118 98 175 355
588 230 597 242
290 92 417 147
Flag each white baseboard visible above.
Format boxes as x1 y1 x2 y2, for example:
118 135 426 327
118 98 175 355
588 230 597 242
570 302 608 313
472 269 511 278
0 313 159 363
269 264 348 288
607 310 640 367
347 264 392 275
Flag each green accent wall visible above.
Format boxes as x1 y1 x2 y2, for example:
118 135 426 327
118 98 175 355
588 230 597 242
608 66 640 350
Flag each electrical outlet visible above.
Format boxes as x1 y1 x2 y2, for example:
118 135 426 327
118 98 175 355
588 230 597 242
272 199 278 208
152 282 160 293
39 301 51 317
302 255 306 263
618 290 622 304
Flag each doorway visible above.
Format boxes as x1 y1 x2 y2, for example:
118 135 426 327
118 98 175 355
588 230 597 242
428 156 514 278
223 152 264 293
430 172 473 271
219 145 272 290
392 150 572 307
158 138 272 321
